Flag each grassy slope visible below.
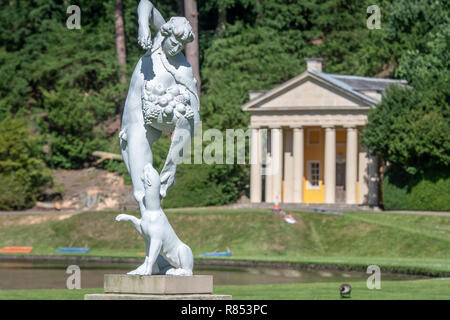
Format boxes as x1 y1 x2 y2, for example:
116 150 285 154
0 210 449 274
0 278 449 300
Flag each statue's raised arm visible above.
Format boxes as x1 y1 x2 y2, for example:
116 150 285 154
138 0 166 49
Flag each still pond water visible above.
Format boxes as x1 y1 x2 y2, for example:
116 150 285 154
0 261 427 290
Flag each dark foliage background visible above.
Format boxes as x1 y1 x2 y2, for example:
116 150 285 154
0 0 448 209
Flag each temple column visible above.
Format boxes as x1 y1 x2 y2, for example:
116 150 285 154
345 126 358 204
271 127 283 203
250 127 262 203
292 126 304 203
263 129 273 203
367 153 379 206
324 126 336 203
283 130 294 202
358 145 369 204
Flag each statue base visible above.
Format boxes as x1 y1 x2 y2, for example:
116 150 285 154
84 274 232 300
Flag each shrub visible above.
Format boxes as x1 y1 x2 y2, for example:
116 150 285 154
0 116 53 210
382 165 450 211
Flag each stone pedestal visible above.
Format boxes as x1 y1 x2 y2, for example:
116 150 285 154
84 275 232 300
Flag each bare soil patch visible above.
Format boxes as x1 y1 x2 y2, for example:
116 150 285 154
38 168 135 212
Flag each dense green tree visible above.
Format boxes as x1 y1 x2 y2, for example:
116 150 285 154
0 0 179 168
360 0 449 210
362 0 449 175
388 0 450 84
361 76 449 175
0 116 53 210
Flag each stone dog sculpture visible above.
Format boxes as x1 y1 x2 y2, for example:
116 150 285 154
116 1 198 275
116 164 194 276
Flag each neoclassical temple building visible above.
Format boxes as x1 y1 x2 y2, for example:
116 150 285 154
242 58 407 205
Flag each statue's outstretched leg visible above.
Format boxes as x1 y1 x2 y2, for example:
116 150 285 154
120 56 162 212
121 124 161 213
115 214 142 234
159 117 195 198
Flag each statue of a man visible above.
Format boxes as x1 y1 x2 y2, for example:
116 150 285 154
120 0 199 217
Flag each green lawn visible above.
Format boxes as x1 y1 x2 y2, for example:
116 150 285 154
0 209 449 275
215 278 450 300
0 278 448 300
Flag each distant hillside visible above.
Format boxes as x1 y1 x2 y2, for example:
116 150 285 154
0 209 449 274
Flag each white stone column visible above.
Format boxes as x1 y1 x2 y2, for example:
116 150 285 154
263 129 273 203
271 127 283 203
346 126 358 204
367 153 379 206
324 126 336 203
359 145 380 206
265 162 273 202
358 145 369 204
283 130 294 202
250 127 262 203
292 127 304 203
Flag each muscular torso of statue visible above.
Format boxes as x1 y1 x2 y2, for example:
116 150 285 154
121 52 178 128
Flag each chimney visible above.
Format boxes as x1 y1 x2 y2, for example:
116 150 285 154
306 58 323 73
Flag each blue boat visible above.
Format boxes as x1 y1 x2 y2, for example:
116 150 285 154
199 251 232 257
56 247 90 254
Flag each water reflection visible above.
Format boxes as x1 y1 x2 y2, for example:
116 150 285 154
0 261 427 290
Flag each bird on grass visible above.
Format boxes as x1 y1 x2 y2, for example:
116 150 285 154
340 284 352 298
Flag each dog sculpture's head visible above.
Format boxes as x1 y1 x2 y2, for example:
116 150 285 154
142 164 161 210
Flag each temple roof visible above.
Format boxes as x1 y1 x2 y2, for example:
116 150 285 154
242 70 408 111
322 73 408 93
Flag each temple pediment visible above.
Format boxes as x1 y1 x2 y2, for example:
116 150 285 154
262 78 360 108
242 71 377 112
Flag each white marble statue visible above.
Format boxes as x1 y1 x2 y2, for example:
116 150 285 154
116 0 198 276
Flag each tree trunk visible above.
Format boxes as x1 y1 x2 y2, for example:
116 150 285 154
215 4 226 37
255 0 262 21
177 0 184 16
184 0 201 95
115 0 127 84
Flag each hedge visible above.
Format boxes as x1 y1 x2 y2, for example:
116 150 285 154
382 165 450 211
